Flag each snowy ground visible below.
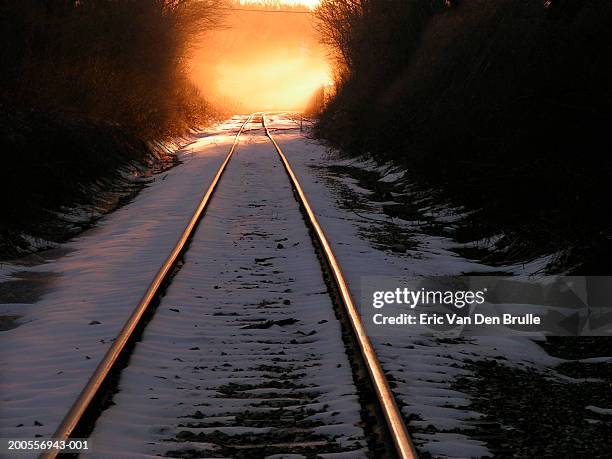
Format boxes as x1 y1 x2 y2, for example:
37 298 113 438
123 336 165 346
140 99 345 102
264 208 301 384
86 120 367 458
1 118 246 442
0 114 601 458
266 114 565 458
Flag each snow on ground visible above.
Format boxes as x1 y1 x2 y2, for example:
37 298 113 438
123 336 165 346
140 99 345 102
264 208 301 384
86 123 367 458
0 117 248 443
267 114 560 458
1 113 562 459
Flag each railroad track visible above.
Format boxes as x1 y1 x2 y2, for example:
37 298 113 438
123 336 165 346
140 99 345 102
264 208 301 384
40 114 417 459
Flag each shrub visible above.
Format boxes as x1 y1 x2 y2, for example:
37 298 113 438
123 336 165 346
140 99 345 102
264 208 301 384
316 0 612 271
0 0 221 139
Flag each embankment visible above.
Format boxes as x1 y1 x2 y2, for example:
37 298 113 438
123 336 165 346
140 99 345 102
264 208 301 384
316 0 612 273
0 104 179 259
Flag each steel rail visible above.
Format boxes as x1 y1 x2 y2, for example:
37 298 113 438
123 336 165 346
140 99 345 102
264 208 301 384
262 114 418 459
40 114 255 459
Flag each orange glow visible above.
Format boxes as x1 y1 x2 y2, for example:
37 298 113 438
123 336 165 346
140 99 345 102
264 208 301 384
213 52 329 111
189 2 329 112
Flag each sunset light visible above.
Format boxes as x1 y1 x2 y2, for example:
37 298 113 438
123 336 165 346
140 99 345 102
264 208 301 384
189 0 329 111
215 56 330 110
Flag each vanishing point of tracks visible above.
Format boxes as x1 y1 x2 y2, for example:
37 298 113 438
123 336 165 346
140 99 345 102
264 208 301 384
41 114 417 459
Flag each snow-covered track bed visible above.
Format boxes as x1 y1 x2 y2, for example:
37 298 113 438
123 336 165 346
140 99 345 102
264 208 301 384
38 115 415 459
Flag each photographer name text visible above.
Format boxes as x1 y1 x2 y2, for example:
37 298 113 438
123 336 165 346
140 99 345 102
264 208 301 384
372 312 541 326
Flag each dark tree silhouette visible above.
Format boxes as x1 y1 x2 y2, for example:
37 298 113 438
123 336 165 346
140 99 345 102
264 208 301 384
315 0 612 273
0 0 223 138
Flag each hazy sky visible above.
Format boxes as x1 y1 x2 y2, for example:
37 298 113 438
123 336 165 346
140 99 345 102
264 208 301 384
189 3 330 111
